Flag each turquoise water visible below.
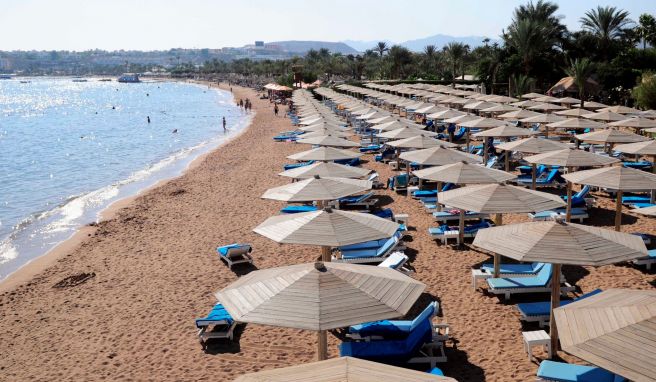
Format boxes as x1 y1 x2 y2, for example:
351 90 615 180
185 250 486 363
0 78 249 279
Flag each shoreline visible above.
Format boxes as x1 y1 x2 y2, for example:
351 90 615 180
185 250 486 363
0 80 250 293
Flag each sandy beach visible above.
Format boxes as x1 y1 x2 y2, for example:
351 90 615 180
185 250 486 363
1 83 655 382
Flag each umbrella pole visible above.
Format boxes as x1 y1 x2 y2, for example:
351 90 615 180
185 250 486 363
466 128 470 153
504 149 510 172
566 181 572 223
321 245 331 262
418 165 424 189
317 330 328 360
406 160 411 197
436 182 442 212
615 190 623 231
493 214 503 277
549 263 561 358
458 210 465 248
653 155 656 174
531 163 537 190
483 138 489 165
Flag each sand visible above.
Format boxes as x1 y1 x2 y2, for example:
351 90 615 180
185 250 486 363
0 83 654 382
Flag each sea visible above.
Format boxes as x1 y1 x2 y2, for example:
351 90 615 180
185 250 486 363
0 78 249 280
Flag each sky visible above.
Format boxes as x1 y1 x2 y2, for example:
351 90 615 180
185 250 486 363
0 0 652 51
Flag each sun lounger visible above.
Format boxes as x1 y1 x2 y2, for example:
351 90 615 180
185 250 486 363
433 210 489 223
413 190 437 199
428 367 445 376
633 232 652 245
633 248 656 270
621 194 651 205
630 202 656 209
348 302 440 339
486 264 574 300
517 289 602 327
480 262 545 276
360 144 381 153
340 302 448 367
370 208 394 220
517 164 547 179
428 221 492 244
516 168 564 187
622 161 652 170
216 243 253 269
368 172 384 189
536 360 625 382
280 205 318 214
334 235 405 264
332 192 378 209
334 157 361 166
283 160 315 171
378 252 410 273
561 185 590 208
339 231 403 251
196 303 237 349
528 208 589 223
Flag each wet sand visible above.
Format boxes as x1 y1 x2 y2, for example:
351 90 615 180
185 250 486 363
0 84 654 381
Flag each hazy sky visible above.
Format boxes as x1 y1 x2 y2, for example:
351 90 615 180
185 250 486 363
0 0 652 51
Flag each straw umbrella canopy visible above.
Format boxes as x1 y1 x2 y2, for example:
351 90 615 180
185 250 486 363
262 176 371 203
641 110 656 119
598 105 642 114
575 129 649 149
300 122 349 132
533 95 560 103
414 161 516 184
487 95 519 103
279 162 371 180
459 117 509 151
480 104 519 114
216 260 424 360
444 114 479 125
399 146 482 166
427 109 466 120
554 289 656 382
233 357 457 382
462 101 498 111
296 135 360 148
573 101 607 110
631 204 656 216
473 125 538 168
474 223 647 357
556 97 581 105
496 137 570 154
288 147 362 162
529 103 567 112
520 113 565 126
511 100 541 108
582 110 626 122
437 183 565 257
386 135 451 149
614 140 656 174
554 108 595 117
563 166 656 230
371 120 423 132
378 126 437 140
497 109 542 120
545 118 608 131
609 117 656 131
521 92 544 99
302 129 351 139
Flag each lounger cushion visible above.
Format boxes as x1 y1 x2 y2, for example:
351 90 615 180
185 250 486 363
536 360 622 382
487 264 552 289
340 235 398 259
217 244 251 256
281 205 318 214
349 302 436 337
517 289 602 317
195 303 234 328
480 262 544 274
378 252 408 270
428 367 445 376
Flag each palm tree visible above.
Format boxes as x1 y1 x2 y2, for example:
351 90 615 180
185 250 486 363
443 42 469 87
511 74 535 99
580 6 633 60
506 19 549 75
513 0 566 41
387 45 412 79
374 42 389 57
565 58 594 107
637 13 656 50
423 45 438 76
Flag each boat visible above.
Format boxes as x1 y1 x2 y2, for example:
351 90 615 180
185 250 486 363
117 73 140 83
72 77 88 82
98 78 112 82
0 74 14 80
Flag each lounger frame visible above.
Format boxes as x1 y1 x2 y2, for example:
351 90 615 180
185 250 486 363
219 246 254 269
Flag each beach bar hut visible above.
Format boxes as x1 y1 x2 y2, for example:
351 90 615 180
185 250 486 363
216 261 425 361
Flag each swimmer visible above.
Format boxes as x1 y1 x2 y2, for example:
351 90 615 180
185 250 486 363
147 116 151 123
172 129 178 134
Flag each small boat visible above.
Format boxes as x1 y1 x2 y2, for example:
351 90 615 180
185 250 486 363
20 80 30 84
0 74 13 80
118 73 140 83
72 77 88 82
98 78 112 82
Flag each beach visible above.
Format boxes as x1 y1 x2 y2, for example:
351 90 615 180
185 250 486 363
1 83 655 382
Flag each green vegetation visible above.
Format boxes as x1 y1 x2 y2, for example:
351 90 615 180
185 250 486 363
633 72 656 109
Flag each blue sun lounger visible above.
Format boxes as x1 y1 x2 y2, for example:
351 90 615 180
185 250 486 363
528 208 589 223
621 194 651 205
348 302 439 339
634 248 656 270
486 264 574 300
517 289 602 327
630 202 656 209
217 243 253 269
339 231 403 252
340 305 447 366
335 234 404 264
480 262 545 275
561 185 590 208
283 160 315 171
433 210 489 223
333 192 378 209
536 360 625 382
622 161 652 170
280 205 318 214
516 168 563 187
428 221 492 244
196 303 237 348
517 164 547 179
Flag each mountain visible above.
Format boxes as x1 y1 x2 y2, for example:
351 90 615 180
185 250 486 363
342 39 394 52
400 34 499 51
266 41 359 55
341 34 500 53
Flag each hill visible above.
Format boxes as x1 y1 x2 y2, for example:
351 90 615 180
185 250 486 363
267 41 359 55
342 34 500 53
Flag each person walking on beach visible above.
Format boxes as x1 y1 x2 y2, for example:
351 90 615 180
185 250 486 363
274 103 279 116
239 99 244 110
222 116 227 131
147 116 151 124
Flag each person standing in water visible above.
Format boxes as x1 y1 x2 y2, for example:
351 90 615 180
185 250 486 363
222 117 227 131
147 116 151 123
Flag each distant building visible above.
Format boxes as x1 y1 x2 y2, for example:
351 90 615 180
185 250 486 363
255 41 264 47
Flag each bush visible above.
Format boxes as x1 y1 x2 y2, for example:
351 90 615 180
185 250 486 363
633 72 656 110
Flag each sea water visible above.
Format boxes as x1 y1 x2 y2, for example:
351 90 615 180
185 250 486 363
0 78 249 280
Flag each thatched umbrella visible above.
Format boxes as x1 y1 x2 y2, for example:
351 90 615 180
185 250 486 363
582 110 626 122
575 129 649 153
427 109 466 120
524 148 619 216
414 161 516 185
614 140 656 173
609 117 656 131
598 105 643 114
554 289 656 382
519 114 566 137
386 135 448 149
573 101 607 110
554 108 594 117
302 129 352 138
521 92 544 99
288 147 362 162
458 117 509 151
480 104 519 115
474 223 647 357
511 100 540 108
279 162 371 180
555 97 581 105
497 109 542 120
296 135 360 148
528 103 567 112
399 146 481 166
217 261 424 360
533 96 560 103
438 184 565 270
234 357 457 382
262 176 372 203
563 166 656 230
545 118 608 132
473 125 537 169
